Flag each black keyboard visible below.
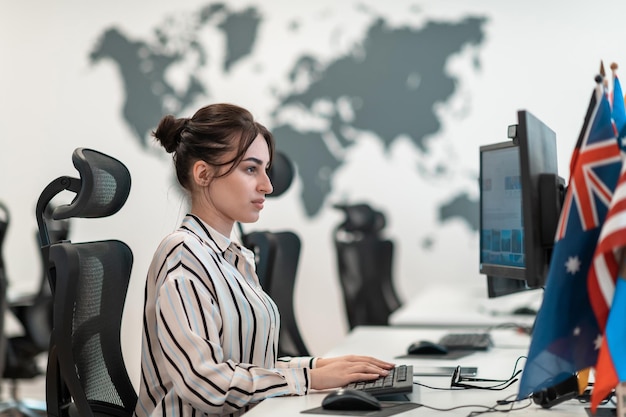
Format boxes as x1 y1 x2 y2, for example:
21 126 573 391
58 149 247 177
438 333 493 351
344 365 413 396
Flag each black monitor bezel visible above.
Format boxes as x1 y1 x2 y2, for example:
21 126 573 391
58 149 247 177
517 110 558 289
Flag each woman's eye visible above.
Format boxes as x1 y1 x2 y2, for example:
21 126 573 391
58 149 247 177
246 166 257 174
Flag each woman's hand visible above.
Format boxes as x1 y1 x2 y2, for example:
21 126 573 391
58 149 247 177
310 355 395 390
315 355 394 370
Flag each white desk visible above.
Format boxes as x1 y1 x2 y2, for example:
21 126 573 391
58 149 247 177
389 285 542 328
245 326 609 416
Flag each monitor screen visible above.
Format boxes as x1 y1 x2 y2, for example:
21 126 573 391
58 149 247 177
479 141 525 280
479 110 561 297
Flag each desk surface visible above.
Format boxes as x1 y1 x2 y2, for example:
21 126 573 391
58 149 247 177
389 285 542 328
245 326 609 416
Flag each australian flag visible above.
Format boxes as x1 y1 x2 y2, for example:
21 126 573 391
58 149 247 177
517 79 622 400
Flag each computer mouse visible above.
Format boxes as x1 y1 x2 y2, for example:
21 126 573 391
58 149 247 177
321 388 381 411
407 340 449 355
512 306 537 315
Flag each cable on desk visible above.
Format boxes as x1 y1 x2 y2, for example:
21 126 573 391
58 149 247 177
486 322 533 335
576 386 615 406
407 396 533 417
465 396 533 417
414 376 518 392
413 355 527 392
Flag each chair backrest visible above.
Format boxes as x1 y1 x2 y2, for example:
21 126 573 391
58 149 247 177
266 231 309 357
241 231 276 289
36 148 136 417
242 230 309 357
49 240 136 417
333 203 401 329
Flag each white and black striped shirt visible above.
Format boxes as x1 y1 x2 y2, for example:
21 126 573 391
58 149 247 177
134 214 314 417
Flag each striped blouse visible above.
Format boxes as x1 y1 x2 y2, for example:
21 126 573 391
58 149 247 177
134 214 315 417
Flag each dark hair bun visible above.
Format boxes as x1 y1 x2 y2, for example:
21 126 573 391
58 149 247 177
153 115 186 153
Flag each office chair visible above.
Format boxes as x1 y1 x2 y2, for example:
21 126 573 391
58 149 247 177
239 152 310 357
0 203 57 417
333 203 402 329
0 206 70 417
35 148 137 417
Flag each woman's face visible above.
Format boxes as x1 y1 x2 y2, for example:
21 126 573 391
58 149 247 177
200 134 273 235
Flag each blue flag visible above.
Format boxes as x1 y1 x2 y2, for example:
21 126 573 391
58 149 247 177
517 80 622 399
611 66 626 150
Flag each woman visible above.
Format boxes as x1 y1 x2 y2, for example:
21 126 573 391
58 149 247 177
134 103 394 417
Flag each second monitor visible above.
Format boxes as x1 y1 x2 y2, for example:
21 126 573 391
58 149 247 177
479 110 564 297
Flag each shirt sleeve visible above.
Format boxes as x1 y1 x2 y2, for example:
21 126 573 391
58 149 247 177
276 356 318 369
154 253 310 415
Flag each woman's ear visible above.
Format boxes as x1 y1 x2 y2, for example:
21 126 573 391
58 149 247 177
192 160 212 187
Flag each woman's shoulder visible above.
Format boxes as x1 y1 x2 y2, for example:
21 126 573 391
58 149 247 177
158 226 212 252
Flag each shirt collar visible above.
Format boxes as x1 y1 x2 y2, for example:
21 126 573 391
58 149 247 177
182 214 232 253
182 214 255 264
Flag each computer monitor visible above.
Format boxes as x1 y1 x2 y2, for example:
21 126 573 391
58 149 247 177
479 110 563 297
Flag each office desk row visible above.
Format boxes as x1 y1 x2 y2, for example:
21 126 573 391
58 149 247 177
246 326 609 417
388 285 543 328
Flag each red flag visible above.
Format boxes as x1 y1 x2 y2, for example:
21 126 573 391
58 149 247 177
588 165 626 330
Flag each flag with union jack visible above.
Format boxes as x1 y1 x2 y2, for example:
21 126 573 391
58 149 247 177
588 65 626 411
588 69 626 333
517 78 621 400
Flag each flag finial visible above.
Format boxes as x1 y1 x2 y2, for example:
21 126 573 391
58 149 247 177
601 61 607 77
595 74 604 84
611 62 619 72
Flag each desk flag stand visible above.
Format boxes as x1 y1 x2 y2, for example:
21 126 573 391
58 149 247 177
617 382 625 417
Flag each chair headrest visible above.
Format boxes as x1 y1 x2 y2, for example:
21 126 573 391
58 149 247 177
267 151 294 198
52 148 131 220
334 203 386 234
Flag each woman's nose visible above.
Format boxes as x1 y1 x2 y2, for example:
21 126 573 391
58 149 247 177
261 170 274 195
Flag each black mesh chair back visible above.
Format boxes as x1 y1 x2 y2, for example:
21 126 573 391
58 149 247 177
35 148 136 417
333 203 401 329
49 241 135 417
265 231 309 357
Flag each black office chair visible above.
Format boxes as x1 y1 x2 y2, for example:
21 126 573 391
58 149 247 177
0 204 62 417
333 203 402 329
0 206 70 417
239 152 310 357
36 148 137 417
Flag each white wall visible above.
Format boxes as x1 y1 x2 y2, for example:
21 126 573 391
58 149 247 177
2 0 626 390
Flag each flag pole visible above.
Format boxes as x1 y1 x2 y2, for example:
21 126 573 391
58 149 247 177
617 382 626 417
601 60 609 89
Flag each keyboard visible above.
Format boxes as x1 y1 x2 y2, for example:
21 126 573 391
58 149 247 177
438 333 493 351
344 364 413 396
